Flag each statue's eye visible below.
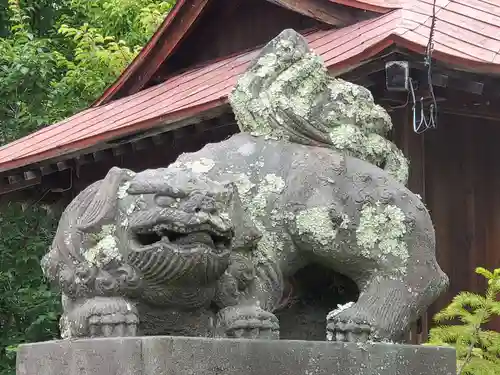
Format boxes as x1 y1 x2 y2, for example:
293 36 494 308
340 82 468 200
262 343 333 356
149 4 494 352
155 195 177 207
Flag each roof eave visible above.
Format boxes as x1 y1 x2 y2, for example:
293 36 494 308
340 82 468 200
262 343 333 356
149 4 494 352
93 0 393 107
329 0 398 14
92 0 210 107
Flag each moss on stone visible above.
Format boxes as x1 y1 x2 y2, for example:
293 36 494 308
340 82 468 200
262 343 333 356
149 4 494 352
243 173 287 261
356 201 409 271
83 224 121 267
228 29 410 185
296 207 337 246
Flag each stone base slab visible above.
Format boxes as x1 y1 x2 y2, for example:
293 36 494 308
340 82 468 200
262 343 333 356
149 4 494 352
17 336 456 375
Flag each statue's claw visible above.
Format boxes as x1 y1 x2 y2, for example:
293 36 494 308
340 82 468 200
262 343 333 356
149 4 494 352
88 311 138 337
326 306 372 343
62 297 139 338
216 305 279 339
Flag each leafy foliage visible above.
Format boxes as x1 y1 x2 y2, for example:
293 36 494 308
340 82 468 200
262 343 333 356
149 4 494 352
0 203 61 375
427 267 500 375
0 1 175 374
0 0 175 144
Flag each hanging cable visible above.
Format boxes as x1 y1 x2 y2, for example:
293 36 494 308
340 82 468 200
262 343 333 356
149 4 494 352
413 0 438 134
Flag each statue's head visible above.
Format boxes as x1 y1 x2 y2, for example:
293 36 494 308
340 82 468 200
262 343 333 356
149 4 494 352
70 166 255 287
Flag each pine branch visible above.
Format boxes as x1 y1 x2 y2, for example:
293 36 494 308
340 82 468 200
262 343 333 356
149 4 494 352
427 267 500 375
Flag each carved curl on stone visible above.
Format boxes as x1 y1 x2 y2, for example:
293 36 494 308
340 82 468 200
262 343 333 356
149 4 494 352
41 168 143 301
229 29 409 185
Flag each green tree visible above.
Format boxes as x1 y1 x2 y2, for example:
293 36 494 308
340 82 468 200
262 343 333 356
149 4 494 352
427 267 500 375
0 1 175 374
0 0 175 144
0 203 61 375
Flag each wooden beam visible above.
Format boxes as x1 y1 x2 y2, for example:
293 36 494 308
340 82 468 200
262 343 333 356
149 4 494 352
0 174 42 195
341 59 388 81
56 161 70 171
75 153 94 166
40 165 56 176
343 53 491 97
266 0 368 26
111 144 130 157
151 134 165 146
7 174 23 185
132 138 153 152
23 170 39 181
92 150 111 162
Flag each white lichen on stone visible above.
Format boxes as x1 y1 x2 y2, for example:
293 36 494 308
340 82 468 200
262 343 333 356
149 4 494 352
356 202 409 269
231 173 255 200
117 181 131 199
296 207 337 245
237 142 256 156
339 213 351 229
244 173 287 261
228 29 410 185
329 124 363 151
84 224 121 267
251 174 285 215
63 231 72 246
326 301 355 320
60 315 71 339
184 158 215 174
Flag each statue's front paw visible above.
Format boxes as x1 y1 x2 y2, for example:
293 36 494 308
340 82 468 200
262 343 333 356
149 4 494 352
326 303 372 343
216 305 279 339
88 308 138 337
62 297 139 338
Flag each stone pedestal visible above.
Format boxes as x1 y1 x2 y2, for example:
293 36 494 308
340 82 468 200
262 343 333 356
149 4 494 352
17 336 456 375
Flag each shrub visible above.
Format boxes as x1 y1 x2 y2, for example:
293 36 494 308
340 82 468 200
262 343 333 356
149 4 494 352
427 267 500 375
0 202 61 375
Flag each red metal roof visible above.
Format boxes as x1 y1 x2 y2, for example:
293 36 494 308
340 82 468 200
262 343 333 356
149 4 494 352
2 0 500 173
94 0 389 107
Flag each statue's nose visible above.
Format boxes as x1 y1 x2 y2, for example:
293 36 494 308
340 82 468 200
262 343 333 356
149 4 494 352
183 193 217 214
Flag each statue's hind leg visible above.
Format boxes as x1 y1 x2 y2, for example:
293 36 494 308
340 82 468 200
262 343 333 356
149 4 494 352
326 233 448 343
326 276 419 342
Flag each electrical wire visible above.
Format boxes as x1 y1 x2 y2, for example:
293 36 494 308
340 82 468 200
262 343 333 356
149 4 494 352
413 0 438 133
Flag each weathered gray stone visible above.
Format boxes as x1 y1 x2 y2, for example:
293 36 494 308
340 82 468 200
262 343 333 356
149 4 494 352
39 28 449 345
17 336 456 375
229 29 409 185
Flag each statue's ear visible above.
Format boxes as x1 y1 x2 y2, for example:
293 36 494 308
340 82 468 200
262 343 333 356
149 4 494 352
77 167 133 232
225 182 262 251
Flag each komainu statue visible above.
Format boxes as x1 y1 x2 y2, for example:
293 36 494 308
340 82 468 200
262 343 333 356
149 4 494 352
42 29 448 343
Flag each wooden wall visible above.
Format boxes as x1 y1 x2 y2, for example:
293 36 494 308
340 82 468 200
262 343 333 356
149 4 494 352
161 0 324 77
392 108 500 334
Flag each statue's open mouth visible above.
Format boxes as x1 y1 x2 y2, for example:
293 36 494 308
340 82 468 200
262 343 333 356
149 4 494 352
132 223 231 254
